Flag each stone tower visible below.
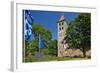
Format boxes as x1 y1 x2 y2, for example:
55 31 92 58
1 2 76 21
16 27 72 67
57 15 68 57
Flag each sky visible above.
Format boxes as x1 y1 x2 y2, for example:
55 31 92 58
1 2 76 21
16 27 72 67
25 10 80 40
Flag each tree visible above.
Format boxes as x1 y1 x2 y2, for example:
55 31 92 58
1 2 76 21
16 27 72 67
49 40 58 56
30 40 39 54
32 23 58 56
64 13 91 57
32 23 44 40
42 29 52 48
42 40 57 56
32 23 52 43
32 23 52 54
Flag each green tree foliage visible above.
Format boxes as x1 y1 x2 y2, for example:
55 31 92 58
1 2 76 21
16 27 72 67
42 29 52 48
32 23 45 40
64 13 91 57
43 40 57 56
25 22 58 58
49 40 58 56
25 40 37 56
32 23 52 42
32 23 57 56
32 23 52 48
25 40 29 56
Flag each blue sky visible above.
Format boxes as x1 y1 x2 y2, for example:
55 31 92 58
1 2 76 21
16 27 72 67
26 10 80 40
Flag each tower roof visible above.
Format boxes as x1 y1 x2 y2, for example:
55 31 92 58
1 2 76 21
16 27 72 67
57 15 68 23
59 15 65 21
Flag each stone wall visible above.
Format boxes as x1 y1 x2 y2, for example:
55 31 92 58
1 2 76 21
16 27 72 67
59 49 91 57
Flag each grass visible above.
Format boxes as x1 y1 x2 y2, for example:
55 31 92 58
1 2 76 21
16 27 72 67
23 55 90 63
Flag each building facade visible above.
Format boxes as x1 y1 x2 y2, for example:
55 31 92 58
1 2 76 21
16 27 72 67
57 15 68 57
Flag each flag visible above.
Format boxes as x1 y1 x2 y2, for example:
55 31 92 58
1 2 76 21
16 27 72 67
24 10 33 40
39 34 44 49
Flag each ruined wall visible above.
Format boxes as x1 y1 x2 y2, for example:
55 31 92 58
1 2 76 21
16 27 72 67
59 48 91 57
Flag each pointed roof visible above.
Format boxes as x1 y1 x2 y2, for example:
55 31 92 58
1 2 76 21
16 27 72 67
57 15 68 23
59 15 65 21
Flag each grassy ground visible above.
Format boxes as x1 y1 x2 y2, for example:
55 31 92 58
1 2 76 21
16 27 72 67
23 55 90 63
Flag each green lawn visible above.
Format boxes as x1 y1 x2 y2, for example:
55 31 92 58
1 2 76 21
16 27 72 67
23 55 90 63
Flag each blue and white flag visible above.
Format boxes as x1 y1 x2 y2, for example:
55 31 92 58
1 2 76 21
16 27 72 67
24 10 33 40
39 34 44 49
